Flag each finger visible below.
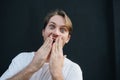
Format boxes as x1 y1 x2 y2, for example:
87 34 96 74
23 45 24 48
43 35 53 47
48 33 52 37
58 36 63 49
56 36 63 54
51 42 56 59
37 35 53 53
56 37 59 50
44 38 53 52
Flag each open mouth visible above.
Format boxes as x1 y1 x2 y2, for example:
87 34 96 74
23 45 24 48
52 37 56 43
53 39 56 43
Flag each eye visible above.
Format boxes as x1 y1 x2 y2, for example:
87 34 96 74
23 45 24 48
49 24 55 30
60 28 67 33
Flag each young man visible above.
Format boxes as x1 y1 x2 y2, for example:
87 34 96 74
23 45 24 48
0 9 83 80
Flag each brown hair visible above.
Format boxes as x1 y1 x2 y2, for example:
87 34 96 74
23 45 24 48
43 9 73 35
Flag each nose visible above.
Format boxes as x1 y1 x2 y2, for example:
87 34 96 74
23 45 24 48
52 28 60 36
51 28 61 39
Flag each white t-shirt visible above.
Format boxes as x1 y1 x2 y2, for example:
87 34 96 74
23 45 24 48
0 52 83 80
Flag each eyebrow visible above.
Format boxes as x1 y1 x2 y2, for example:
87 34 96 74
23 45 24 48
49 22 56 25
49 21 67 28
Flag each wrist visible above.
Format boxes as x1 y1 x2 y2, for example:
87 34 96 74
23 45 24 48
52 72 64 80
27 64 39 73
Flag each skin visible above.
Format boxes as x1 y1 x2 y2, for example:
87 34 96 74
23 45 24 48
42 15 71 79
8 15 71 80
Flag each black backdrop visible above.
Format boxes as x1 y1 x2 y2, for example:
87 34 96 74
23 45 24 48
0 0 120 80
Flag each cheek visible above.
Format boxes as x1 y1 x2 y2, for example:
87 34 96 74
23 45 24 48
43 30 51 39
62 34 70 44
62 36 68 43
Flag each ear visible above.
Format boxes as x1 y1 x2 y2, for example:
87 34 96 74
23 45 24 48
65 35 71 44
42 29 45 37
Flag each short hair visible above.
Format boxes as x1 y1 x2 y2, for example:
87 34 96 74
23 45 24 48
43 9 73 35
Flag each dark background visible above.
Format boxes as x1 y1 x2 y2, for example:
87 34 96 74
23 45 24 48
0 0 120 80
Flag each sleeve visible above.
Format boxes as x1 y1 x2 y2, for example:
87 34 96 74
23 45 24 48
66 63 83 80
0 52 33 80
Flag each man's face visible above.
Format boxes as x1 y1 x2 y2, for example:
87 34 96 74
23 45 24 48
42 15 71 47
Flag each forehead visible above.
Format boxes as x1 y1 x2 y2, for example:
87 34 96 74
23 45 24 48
48 15 66 26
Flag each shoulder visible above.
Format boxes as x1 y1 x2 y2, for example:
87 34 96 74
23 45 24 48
0 52 35 80
9 52 35 70
11 52 35 67
63 58 83 80
13 52 34 61
64 58 82 71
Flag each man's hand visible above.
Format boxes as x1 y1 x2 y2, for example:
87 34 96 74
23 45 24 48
49 36 65 80
29 35 53 72
7 35 53 80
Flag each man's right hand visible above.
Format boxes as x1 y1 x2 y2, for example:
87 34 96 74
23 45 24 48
29 35 53 72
